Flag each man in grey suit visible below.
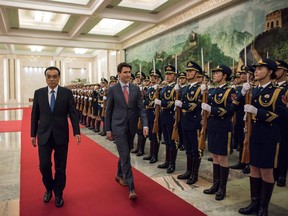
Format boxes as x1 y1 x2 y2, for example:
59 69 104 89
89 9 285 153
106 62 148 200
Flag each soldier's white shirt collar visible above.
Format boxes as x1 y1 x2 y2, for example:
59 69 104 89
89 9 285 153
189 81 198 88
218 83 227 88
168 82 175 87
277 80 286 86
258 81 271 89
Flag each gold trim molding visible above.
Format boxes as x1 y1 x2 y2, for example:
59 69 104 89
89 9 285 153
121 0 239 49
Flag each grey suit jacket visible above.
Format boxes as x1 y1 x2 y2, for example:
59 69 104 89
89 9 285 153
105 82 148 136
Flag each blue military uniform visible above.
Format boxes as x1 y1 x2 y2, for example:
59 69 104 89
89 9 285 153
177 71 187 151
157 65 177 173
237 59 286 216
176 61 203 185
143 69 162 163
231 66 255 173
203 64 235 201
274 60 288 187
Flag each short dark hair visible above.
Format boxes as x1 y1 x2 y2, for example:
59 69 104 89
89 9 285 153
117 62 132 73
44 66 61 76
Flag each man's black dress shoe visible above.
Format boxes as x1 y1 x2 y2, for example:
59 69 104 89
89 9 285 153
43 191 52 203
55 196 64 208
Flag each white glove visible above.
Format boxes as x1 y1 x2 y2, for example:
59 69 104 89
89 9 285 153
89 97 92 101
241 82 251 96
84 96 87 99
139 86 143 91
201 102 211 112
244 104 257 115
101 104 103 108
200 84 207 94
175 100 182 108
103 96 107 100
174 84 180 91
154 99 161 106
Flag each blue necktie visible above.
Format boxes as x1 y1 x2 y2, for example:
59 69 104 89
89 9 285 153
50 90 55 111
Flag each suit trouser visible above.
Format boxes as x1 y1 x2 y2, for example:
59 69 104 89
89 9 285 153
114 130 135 191
38 133 68 196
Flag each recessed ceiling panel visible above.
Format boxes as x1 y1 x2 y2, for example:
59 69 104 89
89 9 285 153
118 0 168 11
18 9 70 31
89 18 133 36
48 0 91 5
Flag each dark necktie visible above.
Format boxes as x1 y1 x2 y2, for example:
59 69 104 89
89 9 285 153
50 90 55 111
255 86 263 95
123 85 129 104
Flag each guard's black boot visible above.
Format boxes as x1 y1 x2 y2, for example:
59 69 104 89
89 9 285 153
177 155 192 180
257 181 274 216
187 157 201 185
215 166 229 201
230 161 245 169
167 149 178 174
239 177 262 215
158 146 170 169
150 141 160 164
143 142 153 160
86 117 91 128
203 163 220 194
131 135 141 153
243 164 250 174
89 119 95 130
137 136 146 156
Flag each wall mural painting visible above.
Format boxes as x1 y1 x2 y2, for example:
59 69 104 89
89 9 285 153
125 0 288 78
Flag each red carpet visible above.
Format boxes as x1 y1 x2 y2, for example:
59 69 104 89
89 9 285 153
0 120 22 132
20 108 206 216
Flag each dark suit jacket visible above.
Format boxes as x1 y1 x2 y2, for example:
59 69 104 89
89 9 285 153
31 86 80 145
105 82 148 136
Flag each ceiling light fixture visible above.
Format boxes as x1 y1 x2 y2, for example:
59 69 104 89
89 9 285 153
34 11 52 23
30 46 43 52
89 18 133 36
118 0 168 11
75 48 88 54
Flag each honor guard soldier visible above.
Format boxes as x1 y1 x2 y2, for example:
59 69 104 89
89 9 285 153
92 84 100 132
143 69 162 163
177 71 187 151
201 64 236 201
175 61 203 184
236 59 286 216
230 66 255 174
275 60 288 187
130 73 135 84
109 75 117 87
155 64 178 173
97 78 108 136
86 85 94 129
131 71 147 155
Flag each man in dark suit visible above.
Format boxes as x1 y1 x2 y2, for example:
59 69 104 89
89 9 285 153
105 62 148 200
31 66 81 208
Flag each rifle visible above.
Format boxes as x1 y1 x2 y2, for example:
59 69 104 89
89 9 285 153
171 86 180 141
152 86 160 133
199 77 208 150
242 69 252 163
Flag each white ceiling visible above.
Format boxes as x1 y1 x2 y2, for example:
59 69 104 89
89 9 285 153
0 0 236 58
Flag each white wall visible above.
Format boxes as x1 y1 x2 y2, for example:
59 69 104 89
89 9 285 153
0 50 125 105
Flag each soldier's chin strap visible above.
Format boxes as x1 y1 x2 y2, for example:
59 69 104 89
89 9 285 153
187 71 197 81
276 69 285 81
257 70 271 82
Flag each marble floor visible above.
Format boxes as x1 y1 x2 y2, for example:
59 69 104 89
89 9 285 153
0 107 287 216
